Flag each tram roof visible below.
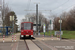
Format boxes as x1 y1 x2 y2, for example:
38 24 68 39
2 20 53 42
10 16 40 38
21 22 33 24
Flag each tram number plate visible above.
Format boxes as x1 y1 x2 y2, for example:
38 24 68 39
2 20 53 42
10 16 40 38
26 35 29 36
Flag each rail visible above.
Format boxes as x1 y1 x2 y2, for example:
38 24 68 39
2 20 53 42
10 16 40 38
31 40 43 50
24 40 29 50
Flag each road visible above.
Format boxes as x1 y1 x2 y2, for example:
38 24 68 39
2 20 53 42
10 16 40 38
42 40 75 50
0 33 75 50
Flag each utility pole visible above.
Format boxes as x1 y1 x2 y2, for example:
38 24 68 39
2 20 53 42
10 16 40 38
36 4 38 35
60 16 62 40
39 17 41 31
50 20 51 37
0 0 2 37
2 0 5 36
24 4 52 35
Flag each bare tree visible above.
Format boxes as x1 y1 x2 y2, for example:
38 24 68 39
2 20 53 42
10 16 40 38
23 12 48 32
53 6 75 30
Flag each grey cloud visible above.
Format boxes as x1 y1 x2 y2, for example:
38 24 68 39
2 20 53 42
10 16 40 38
4 0 75 25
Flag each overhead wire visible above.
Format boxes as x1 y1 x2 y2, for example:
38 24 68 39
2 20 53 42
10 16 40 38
55 3 75 15
25 0 31 14
48 0 70 21
49 0 70 16
52 0 69 11
46 0 57 6
24 0 72 16
41 0 70 16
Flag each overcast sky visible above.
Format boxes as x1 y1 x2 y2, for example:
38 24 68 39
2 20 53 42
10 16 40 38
4 0 75 25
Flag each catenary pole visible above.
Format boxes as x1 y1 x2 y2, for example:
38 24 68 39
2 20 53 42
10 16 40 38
36 4 38 35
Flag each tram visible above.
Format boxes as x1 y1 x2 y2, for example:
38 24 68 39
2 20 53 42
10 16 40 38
20 22 33 39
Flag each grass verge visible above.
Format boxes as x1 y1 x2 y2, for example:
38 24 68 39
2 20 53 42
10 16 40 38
40 31 75 39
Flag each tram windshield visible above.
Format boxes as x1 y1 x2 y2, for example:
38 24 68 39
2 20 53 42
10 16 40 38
24 23 31 30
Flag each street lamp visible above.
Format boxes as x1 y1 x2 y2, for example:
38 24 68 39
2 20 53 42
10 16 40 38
10 16 15 35
59 16 62 40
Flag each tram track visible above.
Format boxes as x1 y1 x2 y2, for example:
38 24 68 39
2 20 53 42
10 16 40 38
24 39 41 50
24 40 29 50
24 39 52 50
31 40 43 50
32 40 56 50
39 40 58 50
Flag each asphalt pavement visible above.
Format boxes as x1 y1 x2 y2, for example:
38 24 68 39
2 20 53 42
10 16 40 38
0 33 75 50
42 40 75 50
0 42 17 50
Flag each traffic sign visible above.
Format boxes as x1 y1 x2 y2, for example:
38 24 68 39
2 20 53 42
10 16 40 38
55 31 63 36
33 24 41 26
43 24 46 32
59 20 62 23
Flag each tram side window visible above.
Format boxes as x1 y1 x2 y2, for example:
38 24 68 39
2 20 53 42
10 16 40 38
21 23 24 30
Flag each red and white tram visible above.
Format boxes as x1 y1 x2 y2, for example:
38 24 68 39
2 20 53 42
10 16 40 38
20 22 33 39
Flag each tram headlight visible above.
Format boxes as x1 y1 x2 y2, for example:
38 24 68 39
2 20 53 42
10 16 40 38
21 35 24 37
